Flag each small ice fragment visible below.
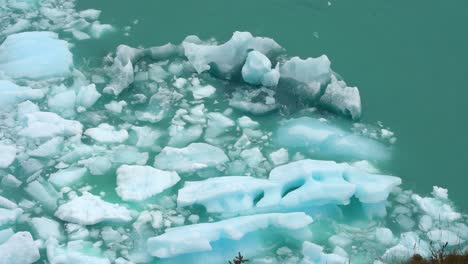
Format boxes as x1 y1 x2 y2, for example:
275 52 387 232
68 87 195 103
0 144 16 168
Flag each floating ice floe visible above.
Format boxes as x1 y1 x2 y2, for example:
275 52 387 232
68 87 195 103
0 80 44 111
0 232 40 264
54 193 132 225
154 143 229 173
276 117 390 161
147 212 312 260
0 32 73 79
116 165 180 201
178 159 401 214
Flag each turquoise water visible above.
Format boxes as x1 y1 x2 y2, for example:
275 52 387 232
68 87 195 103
76 0 468 210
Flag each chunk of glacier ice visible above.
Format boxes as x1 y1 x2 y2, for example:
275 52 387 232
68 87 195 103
28 137 64 158
382 232 430 262
154 143 229 173
0 143 16 168
116 165 180 201
411 193 461 222
280 55 332 97
241 50 279 87
48 167 88 188
76 84 101 109
0 80 44 110
319 75 361 120
54 193 132 225
147 212 312 258
48 89 76 117
46 238 110 264
0 232 40 264
0 208 22 227
0 31 73 79
30 217 64 241
19 111 83 139
276 117 390 161
301 241 348 264
177 159 400 213
84 123 128 143
183 31 282 78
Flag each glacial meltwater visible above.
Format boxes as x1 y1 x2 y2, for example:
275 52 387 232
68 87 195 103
0 0 467 263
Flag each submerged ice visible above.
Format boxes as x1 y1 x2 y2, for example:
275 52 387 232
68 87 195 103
0 5 465 263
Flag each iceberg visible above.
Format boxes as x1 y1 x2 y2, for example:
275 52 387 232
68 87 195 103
147 212 313 259
241 50 279 87
276 117 390 161
154 143 229 173
84 123 129 144
183 31 282 78
177 159 401 214
116 165 181 201
319 75 361 120
54 193 132 225
0 31 73 79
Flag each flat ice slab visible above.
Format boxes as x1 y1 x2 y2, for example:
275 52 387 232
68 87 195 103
54 193 132 225
0 31 73 79
116 165 180 201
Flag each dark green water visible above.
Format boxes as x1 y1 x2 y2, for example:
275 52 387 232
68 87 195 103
76 0 468 210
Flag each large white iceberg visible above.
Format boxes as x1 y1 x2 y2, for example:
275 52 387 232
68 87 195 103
54 193 132 225
116 165 180 201
0 31 73 79
177 159 401 214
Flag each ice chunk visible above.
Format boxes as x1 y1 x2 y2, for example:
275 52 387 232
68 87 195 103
1 174 22 188
154 143 229 173
89 22 114 39
49 167 88 188
78 156 112 176
0 144 16 168
183 31 282 78
24 178 60 211
130 126 163 149
240 147 266 168
204 112 235 139
76 84 101 109
0 232 40 264
110 145 148 165
432 186 448 199
382 232 430 262
178 159 400 213
268 148 289 165
319 75 361 120
55 193 132 225
276 117 390 161
301 241 348 264
147 212 312 258
48 89 76 117
116 165 180 201
0 31 73 79
46 239 111 264
0 80 44 110
103 45 141 96
28 137 64 158
19 111 83 139
411 194 461 222
241 50 279 87
84 123 128 143
30 217 63 241
192 84 216 99
104 100 127 114
0 208 22 227
0 196 17 210
79 9 101 20
229 87 279 115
